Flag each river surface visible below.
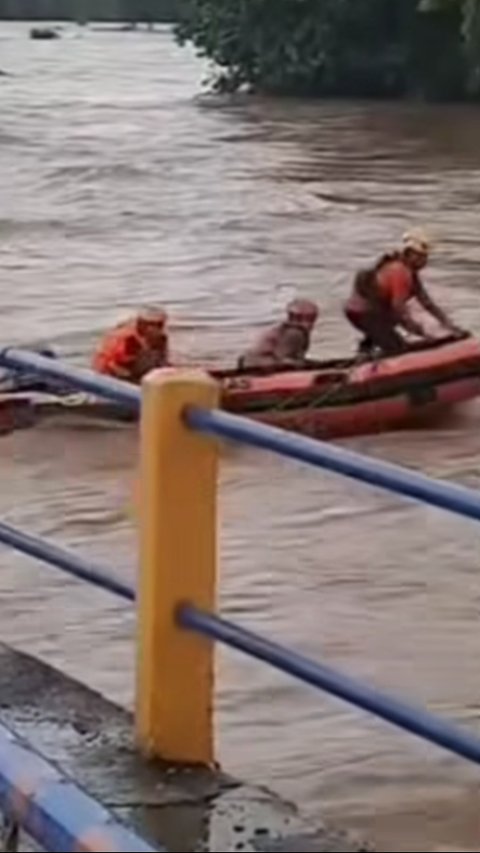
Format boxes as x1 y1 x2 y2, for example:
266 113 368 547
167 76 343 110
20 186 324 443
2 21 480 852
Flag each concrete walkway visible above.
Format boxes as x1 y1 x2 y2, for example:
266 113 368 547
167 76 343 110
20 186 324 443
0 645 373 852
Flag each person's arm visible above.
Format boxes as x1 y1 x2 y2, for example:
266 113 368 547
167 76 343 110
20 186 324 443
415 281 464 334
393 290 430 339
386 265 430 338
110 363 136 381
396 304 430 338
275 327 309 363
112 336 144 382
160 335 170 367
130 337 170 379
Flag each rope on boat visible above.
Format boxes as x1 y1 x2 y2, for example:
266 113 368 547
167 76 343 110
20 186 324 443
267 350 370 426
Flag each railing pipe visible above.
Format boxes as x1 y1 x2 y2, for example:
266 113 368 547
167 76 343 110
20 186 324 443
0 521 134 601
186 406 480 523
180 604 480 767
0 723 161 852
4 361 480 776
0 348 140 411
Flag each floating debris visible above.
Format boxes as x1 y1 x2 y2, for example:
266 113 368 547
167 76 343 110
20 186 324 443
29 27 60 40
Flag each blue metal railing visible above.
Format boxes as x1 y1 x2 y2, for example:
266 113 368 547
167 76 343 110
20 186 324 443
0 520 134 601
0 722 159 852
180 606 480 766
186 405 480 522
0 348 141 411
2 348 480 840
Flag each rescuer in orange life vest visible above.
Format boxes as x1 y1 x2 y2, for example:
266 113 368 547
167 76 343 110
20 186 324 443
93 307 170 382
344 229 465 355
238 298 320 369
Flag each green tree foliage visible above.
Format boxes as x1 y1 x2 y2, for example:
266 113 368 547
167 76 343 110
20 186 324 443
175 0 478 98
121 0 178 23
421 0 480 92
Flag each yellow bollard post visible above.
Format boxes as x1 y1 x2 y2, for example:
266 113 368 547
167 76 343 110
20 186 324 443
136 368 219 766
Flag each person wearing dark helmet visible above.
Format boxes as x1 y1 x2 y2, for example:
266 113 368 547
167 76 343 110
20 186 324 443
344 229 465 355
238 298 319 369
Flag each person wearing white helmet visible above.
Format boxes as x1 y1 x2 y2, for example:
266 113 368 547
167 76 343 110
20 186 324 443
344 229 464 355
93 306 170 381
239 298 320 370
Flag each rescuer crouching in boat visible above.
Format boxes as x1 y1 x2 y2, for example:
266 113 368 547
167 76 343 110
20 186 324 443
92 307 170 382
238 298 319 370
344 229 465 356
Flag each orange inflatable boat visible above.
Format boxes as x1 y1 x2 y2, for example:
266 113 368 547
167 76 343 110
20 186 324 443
1 335 480 440
213 334 480 439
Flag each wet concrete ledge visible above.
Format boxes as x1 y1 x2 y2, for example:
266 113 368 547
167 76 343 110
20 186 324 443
0 644 373 852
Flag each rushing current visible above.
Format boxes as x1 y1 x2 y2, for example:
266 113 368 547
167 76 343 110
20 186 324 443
2 21 480 852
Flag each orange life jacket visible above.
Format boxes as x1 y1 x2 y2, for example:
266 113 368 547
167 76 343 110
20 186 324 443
93 321 168 380
353 252 420 309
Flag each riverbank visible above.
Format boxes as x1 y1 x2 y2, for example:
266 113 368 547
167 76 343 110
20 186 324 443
0 643 371 852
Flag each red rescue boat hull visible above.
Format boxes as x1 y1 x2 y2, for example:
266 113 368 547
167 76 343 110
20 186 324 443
217 336 480 439
2 336 480 441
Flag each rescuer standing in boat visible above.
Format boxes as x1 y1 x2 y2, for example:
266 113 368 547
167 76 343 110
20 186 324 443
238 298 319 369
93 307 170 381
344 229 465 355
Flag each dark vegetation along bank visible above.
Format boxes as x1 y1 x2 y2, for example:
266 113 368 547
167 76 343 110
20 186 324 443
0 0 178 22
175 0 480 100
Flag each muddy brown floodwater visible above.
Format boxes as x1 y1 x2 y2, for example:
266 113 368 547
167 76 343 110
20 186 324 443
2 20 480 852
